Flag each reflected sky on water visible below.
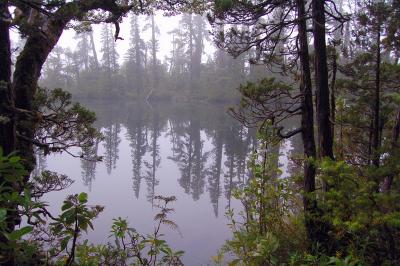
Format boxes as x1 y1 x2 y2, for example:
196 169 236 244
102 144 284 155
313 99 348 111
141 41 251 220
36 100 298 265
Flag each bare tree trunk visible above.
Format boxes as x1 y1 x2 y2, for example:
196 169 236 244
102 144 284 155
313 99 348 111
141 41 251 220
0 2 18 262
372 24 381 168
330 52 337 139
151 15 157 87
368 118 373 165
0 0 15 156
310 0 336 254
312 0 334 161
188 13 194 85
297 0 330 253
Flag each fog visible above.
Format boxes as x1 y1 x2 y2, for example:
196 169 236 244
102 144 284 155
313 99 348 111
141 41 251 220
57 13 209 62
12 12 274 103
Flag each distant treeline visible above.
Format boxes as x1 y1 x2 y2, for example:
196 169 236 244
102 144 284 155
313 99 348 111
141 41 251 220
25 14 275 103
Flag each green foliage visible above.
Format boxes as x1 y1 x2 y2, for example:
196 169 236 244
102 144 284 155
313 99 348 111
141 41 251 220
317 159 400 265
228 78 298 138
29 170 74 199
336 54 400 164
0 148 42 263
287 253 361 266
238 78 293 105
215 0 233 12
0 186 183 265
217 147 305 265
217 143 400 265
72 196 184 265
48 193 104 262
0 146 103 264
0 148 28 184
34 87 103 158
0 150 27 231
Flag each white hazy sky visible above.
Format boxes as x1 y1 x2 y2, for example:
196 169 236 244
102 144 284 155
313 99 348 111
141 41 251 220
53 12 215 64
57 13 177 62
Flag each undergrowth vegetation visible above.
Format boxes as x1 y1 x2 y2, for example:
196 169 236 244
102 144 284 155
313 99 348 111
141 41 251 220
213 146 399 265
0 150 183 265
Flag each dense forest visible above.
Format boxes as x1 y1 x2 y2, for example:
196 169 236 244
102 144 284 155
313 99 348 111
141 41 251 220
35 13 262 103
0 0 399 265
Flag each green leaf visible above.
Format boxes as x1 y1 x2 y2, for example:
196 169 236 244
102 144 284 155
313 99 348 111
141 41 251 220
0 209 7 223
138 242 146 250
8 156 20 163
62 209 76 224
6 226 33 240
174 250 185 257
62 201 73 211
61 236 71 250
159 245 172 255
87 220 94 230
78 192 88 203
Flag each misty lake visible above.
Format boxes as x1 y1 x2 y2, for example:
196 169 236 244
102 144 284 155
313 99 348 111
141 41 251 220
34 100 295 265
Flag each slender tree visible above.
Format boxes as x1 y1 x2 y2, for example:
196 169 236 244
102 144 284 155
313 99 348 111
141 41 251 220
296 0 322 250
89 29 99 70
75 32 90 71
143 14 160 90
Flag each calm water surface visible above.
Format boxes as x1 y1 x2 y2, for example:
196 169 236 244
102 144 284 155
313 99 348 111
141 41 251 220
35 100 296 265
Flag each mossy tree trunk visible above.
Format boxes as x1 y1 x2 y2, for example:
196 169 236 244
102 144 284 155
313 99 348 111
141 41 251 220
0 0 15 156
0 2 18 262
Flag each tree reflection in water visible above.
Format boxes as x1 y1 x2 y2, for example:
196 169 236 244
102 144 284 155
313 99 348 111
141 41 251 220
126 103 148 199
42 100 300 216
36 100 301 265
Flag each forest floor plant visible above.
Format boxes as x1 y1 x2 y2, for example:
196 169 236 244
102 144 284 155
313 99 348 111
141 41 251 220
214 140 399 265
0 149 183 265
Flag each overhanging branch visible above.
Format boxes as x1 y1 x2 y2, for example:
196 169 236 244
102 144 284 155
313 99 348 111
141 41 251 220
276 126 302 139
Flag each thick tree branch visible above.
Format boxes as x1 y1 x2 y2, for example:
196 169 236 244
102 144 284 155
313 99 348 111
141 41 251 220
276 126 302 139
